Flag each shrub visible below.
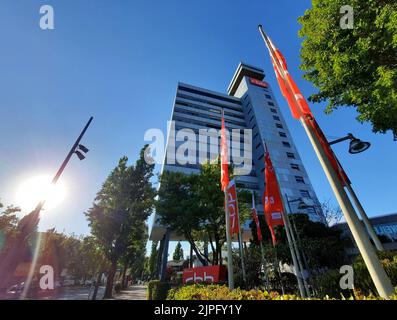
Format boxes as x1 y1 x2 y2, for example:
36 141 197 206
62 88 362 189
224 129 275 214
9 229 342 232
147 280 170 300
167 284 397 300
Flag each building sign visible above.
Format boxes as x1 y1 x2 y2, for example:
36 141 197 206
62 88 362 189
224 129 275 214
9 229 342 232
182 266 227 284
250 78 268 88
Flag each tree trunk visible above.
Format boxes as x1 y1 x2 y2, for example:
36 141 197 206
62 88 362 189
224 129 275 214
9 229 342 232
103 262 117 299
121 263 128 289
92 271 102 300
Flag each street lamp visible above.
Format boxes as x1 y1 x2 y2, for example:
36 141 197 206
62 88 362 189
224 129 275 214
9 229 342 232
329 133 371 154
328 133 383 251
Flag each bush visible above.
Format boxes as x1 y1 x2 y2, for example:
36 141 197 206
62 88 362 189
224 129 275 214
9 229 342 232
167 284 397 300
147 280 170 300
314 251 397 297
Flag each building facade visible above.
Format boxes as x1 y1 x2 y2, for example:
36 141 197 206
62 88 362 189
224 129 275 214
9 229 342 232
150 63 324 276
336 213 397 259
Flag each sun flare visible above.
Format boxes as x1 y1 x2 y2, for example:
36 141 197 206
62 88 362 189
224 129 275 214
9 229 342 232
15 174 66 212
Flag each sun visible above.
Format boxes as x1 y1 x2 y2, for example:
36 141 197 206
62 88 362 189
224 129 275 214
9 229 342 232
15 174 66 212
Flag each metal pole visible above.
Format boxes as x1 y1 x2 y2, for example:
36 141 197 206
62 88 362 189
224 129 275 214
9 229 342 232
35 116 94 212
235 187 247 286
300 118 394 298
224 191 234 289
280 209 306 297
285 195 311 296
258 24 393 298
259 242 270 290
345 183 384 251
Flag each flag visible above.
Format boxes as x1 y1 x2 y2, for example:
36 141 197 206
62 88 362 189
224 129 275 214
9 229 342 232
265 35 313 120
262 31 349 186
251 193 262 241
220 110 229 191
307 117 350 186
262 150 285 246
226 180 240 235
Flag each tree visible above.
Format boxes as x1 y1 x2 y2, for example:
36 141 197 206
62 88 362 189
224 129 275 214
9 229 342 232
147 241 159 279
173 241 184 261
85 146 155 298
156 160 251 266
0 200 21 256
298 0 397 136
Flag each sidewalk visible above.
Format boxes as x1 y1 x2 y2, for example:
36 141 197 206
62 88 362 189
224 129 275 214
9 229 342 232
108 285 147 300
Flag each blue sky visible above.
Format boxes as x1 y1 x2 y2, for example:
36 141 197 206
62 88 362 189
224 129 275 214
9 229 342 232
0 1 396 257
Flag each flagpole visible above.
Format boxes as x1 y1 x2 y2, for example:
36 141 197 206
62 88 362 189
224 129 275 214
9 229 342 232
284 194 311 297
345 183 384 251
263 144 306 297
300 118 394 298
234 183 247 287
224 191 234 289
258 24 394 299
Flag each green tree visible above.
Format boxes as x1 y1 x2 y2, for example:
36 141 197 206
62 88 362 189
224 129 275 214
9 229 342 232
147 241 159 279
0 200 21 256
156 160 251 266
86 146 155 298
173 241 184 261
298 0 397 135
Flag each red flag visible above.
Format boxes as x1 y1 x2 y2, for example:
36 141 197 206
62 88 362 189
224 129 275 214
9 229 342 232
262 150 285 246
266 36 313 120
264 33 349 186
220 110 229 191
307 117 350 186
251 193 262 241
226 180 240 235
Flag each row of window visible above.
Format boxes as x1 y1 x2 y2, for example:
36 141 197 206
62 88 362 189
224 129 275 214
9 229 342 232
178 86 241 105
175 100 246 120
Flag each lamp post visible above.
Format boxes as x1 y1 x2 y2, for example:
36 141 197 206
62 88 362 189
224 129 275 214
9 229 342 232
0 116 93 296
329 134 384 251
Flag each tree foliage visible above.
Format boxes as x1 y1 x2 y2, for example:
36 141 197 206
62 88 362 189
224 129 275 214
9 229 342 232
298 0 397 135
156 160 251 266
85 146 155 297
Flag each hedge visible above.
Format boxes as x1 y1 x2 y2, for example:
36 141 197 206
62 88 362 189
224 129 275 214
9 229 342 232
147 280 170 300
167 284 397 300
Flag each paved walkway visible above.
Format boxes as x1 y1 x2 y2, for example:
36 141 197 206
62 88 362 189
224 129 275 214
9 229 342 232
112 285 147 300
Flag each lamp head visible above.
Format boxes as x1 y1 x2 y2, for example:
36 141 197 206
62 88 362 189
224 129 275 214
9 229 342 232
348 137 371 154
75 150 86 160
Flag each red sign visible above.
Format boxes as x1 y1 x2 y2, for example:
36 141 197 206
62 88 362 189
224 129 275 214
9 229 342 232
182 266 227 284
250 78 269 88
226 180 240 235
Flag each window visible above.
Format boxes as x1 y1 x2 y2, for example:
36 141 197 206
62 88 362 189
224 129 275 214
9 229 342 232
258 154 264 161
290 164 300 170
253 132 259 140
279 132 287 138
268 101 275 106
300 190 311 198
286 152 295 159
282 141 291 148
306 207 316 214
249 115 254 123
265 94 272 99
270 108 277 113
276 123 283 129
273 115 281 121
295 176 305 184
256 142 261 149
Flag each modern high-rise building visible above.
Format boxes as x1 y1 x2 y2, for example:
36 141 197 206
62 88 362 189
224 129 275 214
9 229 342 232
150 63 323 273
